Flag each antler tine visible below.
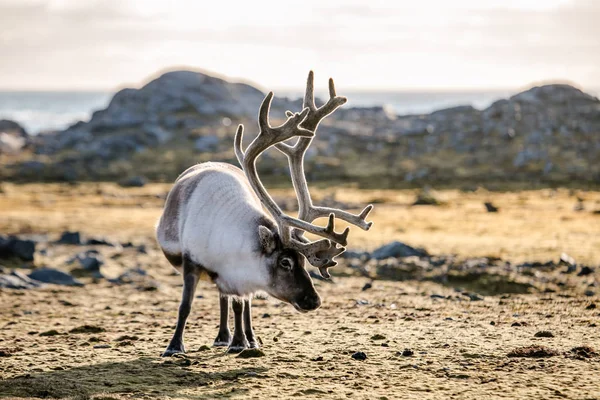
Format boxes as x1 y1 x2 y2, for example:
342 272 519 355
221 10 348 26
272 72 373 277
236 91 352 253
304 70 317 111
328 77 337 98
258 92 273 131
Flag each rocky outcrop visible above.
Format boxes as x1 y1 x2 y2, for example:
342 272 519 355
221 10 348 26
4 70 600 186
0 120 28 154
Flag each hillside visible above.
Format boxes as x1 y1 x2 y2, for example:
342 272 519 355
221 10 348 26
1 71 599 187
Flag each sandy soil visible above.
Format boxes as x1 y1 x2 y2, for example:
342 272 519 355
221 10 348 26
1 275 599 399
1 184 599 399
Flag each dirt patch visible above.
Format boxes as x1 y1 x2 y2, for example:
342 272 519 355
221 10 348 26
568 346 598 360
69 325 106 334
507 346 559 358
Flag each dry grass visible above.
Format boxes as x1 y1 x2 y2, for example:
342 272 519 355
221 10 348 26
1 183 599 265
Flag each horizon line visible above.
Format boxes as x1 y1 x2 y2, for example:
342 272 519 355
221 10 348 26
1 85 598 95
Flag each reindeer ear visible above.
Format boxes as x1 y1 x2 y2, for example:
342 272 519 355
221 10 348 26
258 225 277 255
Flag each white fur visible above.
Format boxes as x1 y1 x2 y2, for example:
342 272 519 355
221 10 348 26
156 162 273 296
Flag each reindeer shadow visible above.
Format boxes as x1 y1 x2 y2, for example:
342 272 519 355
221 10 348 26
0 356 268 399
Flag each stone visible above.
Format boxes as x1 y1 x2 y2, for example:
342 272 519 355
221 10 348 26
28 268 84 286
0 236 35 261
0 120 28 154
0 270 43 289
578 266 594 276
371 241 428 260
118 176 147 187
351 351 367 360
484 202 499 212
68 250 104 274
57 231 81 245
85 237 117 247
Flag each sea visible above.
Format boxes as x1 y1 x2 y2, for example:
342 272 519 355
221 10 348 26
1 88 597 135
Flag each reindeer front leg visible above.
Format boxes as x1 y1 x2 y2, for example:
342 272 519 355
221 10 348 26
213 294 232 347
228 298 249 353
243 298 259 349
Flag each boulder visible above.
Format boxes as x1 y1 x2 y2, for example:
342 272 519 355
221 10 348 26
0 236 35 261
0 270 43 289
0 119 28 136
0 120 29 154
371 241 428 260
57 231 81 245
28 268 84 286
68 250 103 273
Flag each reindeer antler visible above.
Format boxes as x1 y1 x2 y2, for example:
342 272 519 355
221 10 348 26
235 91 351 265
274 72 374 278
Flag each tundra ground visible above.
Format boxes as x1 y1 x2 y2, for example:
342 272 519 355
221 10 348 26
0 183 599 399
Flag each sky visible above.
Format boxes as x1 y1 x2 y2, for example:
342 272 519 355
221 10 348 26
0 0 598 91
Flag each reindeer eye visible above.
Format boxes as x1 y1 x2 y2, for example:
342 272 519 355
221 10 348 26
280 258 293 270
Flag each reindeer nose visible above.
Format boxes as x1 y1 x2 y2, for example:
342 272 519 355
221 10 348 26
298 292 321 311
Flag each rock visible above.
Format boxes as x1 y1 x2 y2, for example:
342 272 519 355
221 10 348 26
109 267 159 291
484 202 499 212
375 256 432 281
0 236 35 261
57 231 81 245
351 351 367 360
18 160 46 175
362 282 372 291
0 270 43 289
194 135 220 152
578 266 595 276
0 132 26 153
68 250 104 274
85 237 117 247
463 292 484 301
559 253 577 273
371 241 428 260
586 303 596 310
236 348 265 358
534 331 554 338
39 330 61 337
412 189 441 206
0 120 28 154
28 268 84 287
118 176 147 187
341 250 370 260
401 349 414 356
0 119 27 136
568 346 597 359
507 345 558 358
69 325 105 334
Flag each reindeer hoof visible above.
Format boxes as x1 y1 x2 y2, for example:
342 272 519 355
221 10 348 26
227 337 249 353
227 345 247 353
248 340 260 349
213 330 232 347
162 347 185 357
162 340 185 357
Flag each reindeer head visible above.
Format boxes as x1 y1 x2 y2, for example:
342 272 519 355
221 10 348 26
236 72 373 308
256 223 321 312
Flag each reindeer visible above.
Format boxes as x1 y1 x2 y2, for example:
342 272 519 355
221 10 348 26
156 72 373 355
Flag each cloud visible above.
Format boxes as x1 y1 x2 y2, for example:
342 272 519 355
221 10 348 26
0 0 598 90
